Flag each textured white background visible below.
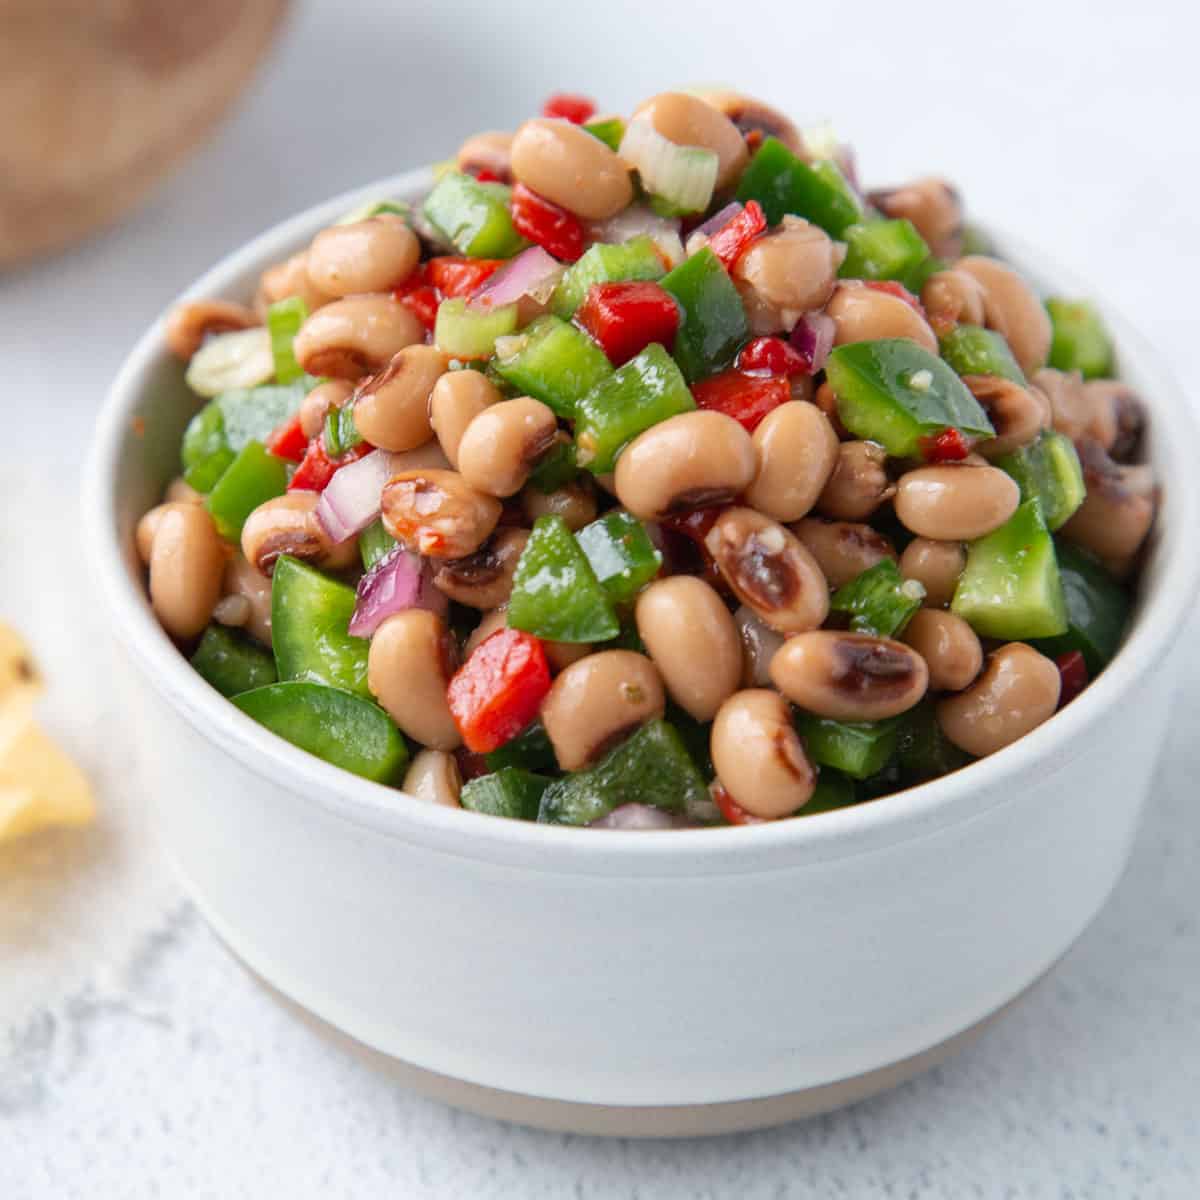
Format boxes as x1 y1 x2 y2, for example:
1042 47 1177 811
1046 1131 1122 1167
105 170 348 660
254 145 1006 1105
2 0 1198 1194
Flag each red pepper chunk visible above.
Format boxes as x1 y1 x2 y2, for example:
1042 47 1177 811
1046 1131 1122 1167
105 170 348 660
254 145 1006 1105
265 412 308 463
712 784 767 826
919 427 971 463
392 263 439 330
511 183 585 263
288 437 371 493
447 628 552 753
706 200 766 270
736 336 808 378
575 281 680 366
1055 650 1088 708
692 369 791 433
426 256 505 298
541 93 596 124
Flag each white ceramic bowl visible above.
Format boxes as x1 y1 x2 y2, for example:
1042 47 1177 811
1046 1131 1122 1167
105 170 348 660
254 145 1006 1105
83 169 1200 1136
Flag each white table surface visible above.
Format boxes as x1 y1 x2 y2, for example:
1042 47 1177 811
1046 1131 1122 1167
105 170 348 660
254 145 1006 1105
3 1 1198 1195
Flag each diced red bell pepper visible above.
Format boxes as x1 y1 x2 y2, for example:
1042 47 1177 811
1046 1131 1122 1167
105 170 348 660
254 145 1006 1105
287 437 371 493
511 183 585 263
473 168 502 184
736 335 808 378
426 256 505 298
541 93 596 124
1055 650 1088 708
392 263 439 330
864 279 925 314
712 783 767 826
446 628 552 753
706 200 767 270
574 281 680 366
692 369 791 433
918 427 971 463
265 412 308 463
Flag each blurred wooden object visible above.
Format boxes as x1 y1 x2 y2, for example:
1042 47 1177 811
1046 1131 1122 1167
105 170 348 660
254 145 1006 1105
0 0 287 267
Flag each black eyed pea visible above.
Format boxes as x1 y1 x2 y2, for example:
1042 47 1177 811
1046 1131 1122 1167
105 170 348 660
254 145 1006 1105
769 630 929 722
510 117 633 220
711 689 818 820
734 605 786 687
732 217 842 334
694 90 805 155
894 464 1020 541
792 517 898 589
705 507 830 634
613 411 756 520
380 468 502 559
456 396 560 498
635 576 742 721
521 473 598 532
368 610 461 750
403 749 463 808
430 369 502 467
293 294 426 380
920 267 986 332
815 440 894 521
898 537 966 608
964 375 1049 458
146 504 226 641
353 345 449 452
743 400 839 522
937 643 1061 758
255 251 333 320
867 178 964 259
955 256 1052 376
456 131 514 182
827 281 939 354
165 300 257 361
221 554 273 646
299 379 355 441
136 502 180 564
433 527 530 610
901 608 983 693
240 492 359 577
540 650 665 772
164 477 205 506
306 214 419 298
812 380 850 439
1078 380 1146 460
633 91 748 189
465 607 589 674
1034 367 1090 442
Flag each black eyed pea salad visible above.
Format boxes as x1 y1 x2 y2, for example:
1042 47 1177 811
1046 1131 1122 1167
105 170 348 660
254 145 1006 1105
139 89 1155 828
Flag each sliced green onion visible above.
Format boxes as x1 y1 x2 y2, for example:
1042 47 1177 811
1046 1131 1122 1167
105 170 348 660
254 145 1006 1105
619 116 718 216
266 296 309 385
185 327 274 398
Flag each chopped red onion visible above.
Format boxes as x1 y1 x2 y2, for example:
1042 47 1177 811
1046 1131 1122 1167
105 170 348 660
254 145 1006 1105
588 204 680 246
314 449 396 545
348 546 445 639
470 245 564 311
694 201 743 240
789 312 836 375
590 803 691 830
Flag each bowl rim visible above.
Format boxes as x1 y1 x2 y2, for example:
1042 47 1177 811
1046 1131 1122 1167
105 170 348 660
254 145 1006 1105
82 166 1200 876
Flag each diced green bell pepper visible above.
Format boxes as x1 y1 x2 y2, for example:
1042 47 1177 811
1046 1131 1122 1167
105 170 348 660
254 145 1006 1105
266 295 309 385
659 247 749 384
797 713 901 781
527 439 580 492
583 116 626 152
838 219 930 290
271 555 370 696
205 440 288 541
484 720 558 773
435 297 519 360
422 171 526 258
550 236 665 318
951 499 1068 639
233 682 407 783
735 137 865 235
1045 298 1114 380
491 316 612 417
798 771 858 816
829 559 925 637
575 511 663 605
826 339 995 458
506 515 620 643
460 767 551 820
190 624 277 697
1033 542 1131 674
572 343 695 472
323 402 362 458
896 700 972 780
538 719 708 825
359 518 398 571
937 325 1025 385
994 430 1086 531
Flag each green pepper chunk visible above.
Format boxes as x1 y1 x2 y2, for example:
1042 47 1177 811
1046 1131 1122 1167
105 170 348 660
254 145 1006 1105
994 430 1086 531
205 441 288 541
323 402 362 459
233 682 407 783
573 343 695 472
460 768 551 820
575 511 663 605
826 339 995 458
582 116 626 152
527 439 579 493
735 137 864 235
798 771 859 816
1045 298 1114 380
359 518 398 571
266 295 309 385
507 515 620 644
951 500 1068 639
550 236 665 318
796 713 901 781
1033 542 1131 674
897 700 972 781
484 720 557 773
190 625 277 697
937 325 1025 385
422 171 526 258
659 247 749 384
538 720 708 825
838 219 930 290
271 555 370 696
435 297 519 361
829 559 925 637
492 316 613 417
